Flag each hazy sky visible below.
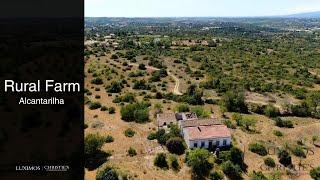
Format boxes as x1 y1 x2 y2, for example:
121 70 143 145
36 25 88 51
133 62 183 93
85 0 320 17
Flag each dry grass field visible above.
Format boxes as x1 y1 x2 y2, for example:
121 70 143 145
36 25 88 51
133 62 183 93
84 53 320 180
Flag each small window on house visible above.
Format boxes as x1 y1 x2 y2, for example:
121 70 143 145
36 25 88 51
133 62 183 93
163 122 166 126
201 141 205 147
223 139 227 146
194 142 198 148
216 141 220 146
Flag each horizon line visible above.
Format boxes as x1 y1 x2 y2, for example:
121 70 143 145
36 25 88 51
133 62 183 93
84 16 318 18
85 10 320 19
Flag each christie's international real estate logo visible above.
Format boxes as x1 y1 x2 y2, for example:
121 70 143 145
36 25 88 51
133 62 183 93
43 165 69 172
16 165 69 172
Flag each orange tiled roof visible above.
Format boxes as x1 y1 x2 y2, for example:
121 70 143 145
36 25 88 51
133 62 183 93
184 125 231 140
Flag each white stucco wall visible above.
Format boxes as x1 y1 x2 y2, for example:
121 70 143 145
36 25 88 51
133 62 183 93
182 128 189 144
187 137 231 149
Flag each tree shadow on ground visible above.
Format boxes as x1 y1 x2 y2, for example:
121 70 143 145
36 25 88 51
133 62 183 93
85 150 112 171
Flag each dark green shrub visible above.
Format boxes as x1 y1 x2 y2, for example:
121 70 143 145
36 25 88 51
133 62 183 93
292 146 306 158
205 98 217 105
273 130 283 137
166 137 186 155
186 148 213 178
120 102 149 123
250 103 265 114
100 106 108 111
274 117 294 128
264 104 279 117
277 149 292 167
134 109 149 123
91 78 103 85
119 104 134 121
155 92 163 99
133 80 150 90
113 93 135 103
232 113 243 126
250 171 267 180
230 147 245 167
105 135 114 143
121 93 135 103
224 120 236 129
282 120 294 128
176 104 190 112
147 132 157 140
310 166 320 180
173 59 182 64
168 124 182 138
85 133 105 156
127 147 137 157
138 63 146 70
96 166 119 180
210 171 223 180
108 107 115 114
249 143 267 156
124 128 135 137
107 82 123 93
184 84 204 105
128 71 144 77
290 102 311 117
154 153 168 169
169 155 180 171
191 106 210 118
110 54 119 59
221 90 248 113
274 117 284 127
89 102 102 110
156 129 170 145
215 151 231 164
241 117 257 131
222 161 242 179
264 157 275 167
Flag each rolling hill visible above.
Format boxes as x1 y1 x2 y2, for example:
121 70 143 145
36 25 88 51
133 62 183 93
287 11 320 18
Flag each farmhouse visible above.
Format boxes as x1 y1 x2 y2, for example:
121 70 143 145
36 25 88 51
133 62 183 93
182 124 231 149
157 112 231 149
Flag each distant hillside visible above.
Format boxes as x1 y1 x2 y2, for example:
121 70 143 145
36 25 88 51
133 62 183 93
286 11 320 18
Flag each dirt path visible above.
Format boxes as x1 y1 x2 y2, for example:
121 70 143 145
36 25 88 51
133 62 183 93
168 71 183 95
128 62 183 95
